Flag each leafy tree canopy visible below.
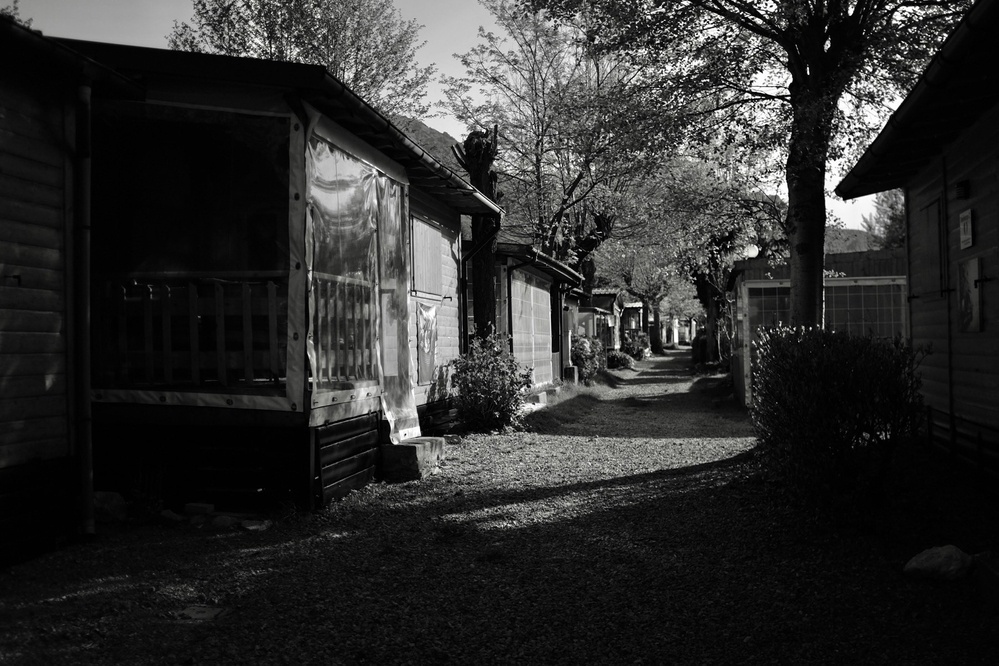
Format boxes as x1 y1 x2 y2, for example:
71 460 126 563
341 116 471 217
1 0 31 26
168 0 436 118
527 0 970 324
861 188 905 250
443 0 692 271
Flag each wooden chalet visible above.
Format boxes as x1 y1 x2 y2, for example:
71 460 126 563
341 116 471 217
492 243 582 387
836 0 999 471
579 288 624 352
729 250 908 407
0 19 143 558
2 34 500 514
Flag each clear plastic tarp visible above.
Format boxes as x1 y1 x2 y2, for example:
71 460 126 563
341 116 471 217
305 128 419 442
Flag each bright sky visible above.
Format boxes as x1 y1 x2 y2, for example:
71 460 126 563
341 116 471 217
18 0 495 138
18 0 871 227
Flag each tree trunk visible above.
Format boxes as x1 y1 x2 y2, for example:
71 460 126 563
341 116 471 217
703 295 718 364
462 129 500 338
785 88 834 326
651 305 663 354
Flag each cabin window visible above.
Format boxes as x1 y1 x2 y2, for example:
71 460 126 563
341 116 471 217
917 199 947 297
90 101 291 389
412 217 443 295
93 101 290 275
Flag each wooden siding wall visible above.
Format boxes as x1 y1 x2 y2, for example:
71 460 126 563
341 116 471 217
511 269 553 386
0 75 72 470
409 194 462 410
906 103 999 432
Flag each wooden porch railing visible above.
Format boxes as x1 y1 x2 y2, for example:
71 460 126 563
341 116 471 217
311 271 377 388
95 273 288 389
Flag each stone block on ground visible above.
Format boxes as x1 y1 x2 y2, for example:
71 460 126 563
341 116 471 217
903 544 973 580
380 437 446 482
527 391 547 405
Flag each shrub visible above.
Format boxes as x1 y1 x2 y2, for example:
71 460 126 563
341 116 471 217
622 331 651 360
571 335 606 385
450 333 533 432
606 350 636 370
751 326 925 514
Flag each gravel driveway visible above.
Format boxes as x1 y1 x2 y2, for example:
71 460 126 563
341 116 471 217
1 350 997 664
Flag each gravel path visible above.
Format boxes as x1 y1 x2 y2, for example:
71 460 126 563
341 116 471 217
2 350 997 664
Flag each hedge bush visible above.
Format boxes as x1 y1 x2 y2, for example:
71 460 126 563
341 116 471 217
622 331 651 361
571 335 606 385
751 326 925 513
606 350 636 370
450 333 533 432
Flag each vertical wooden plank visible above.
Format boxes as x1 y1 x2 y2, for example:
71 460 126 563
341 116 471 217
188 283 200 384
162 285 173 384
317 280 326 387
215 282 227 386
335 280 345 380
347 284 357 379
368 283 376 378
242 282 253 383
362 285 370 378
268 281 279 382
143 286 154 383
116 285 128 384
324 280 337 382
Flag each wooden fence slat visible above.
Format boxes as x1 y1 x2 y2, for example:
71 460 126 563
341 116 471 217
162 285 173 384
116 286 128 383
242 282 254 382
268 281 279 382
348 285 357 379
366 288 374 377
214 282 227 387
335 281 344 381
143 286 154 383
325 282 339 382
318 281 327 386
188 283 200 384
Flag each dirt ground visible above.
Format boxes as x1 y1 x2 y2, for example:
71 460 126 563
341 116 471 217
2 349 998 665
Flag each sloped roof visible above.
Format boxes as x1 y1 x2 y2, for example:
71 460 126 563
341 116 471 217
495 242 583 286
836 0 999 199
53 38 501 217
1 18 138 94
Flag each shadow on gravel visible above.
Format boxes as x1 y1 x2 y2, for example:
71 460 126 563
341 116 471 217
5 444 997 665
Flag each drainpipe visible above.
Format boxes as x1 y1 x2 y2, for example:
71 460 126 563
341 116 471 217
76 82 95 535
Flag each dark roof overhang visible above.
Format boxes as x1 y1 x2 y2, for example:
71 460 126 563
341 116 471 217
51 38 501 217
2 19 140 96
495 242 583 287
836 0 999 200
